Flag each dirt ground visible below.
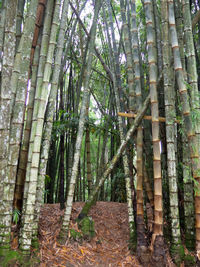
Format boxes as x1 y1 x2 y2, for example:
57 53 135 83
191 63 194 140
38 201 142 267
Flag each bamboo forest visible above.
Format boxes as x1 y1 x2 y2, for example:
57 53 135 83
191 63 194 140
1 0 200 266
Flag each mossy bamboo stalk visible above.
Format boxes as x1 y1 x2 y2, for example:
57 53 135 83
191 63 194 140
168 0 200 258
86 106 93 196
182 143 195 250
161 0 182 260
174 0 194 247
120 0 135 114
0 0 6 66
151 0 162 75
58 81 66 210
174 0 185 71
16 0 25 51
0 0 18 247
182 0 200 148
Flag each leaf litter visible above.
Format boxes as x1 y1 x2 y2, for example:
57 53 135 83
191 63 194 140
38 202 142 266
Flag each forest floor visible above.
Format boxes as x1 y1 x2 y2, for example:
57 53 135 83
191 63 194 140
38 201 143 267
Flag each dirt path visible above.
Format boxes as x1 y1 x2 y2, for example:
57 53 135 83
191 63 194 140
38 202 142 266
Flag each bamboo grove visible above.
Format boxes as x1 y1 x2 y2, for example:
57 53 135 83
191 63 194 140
0 0 200 266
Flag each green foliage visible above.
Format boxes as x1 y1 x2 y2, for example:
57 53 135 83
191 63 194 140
31 238 40 250
111 168 126 202
170 243 185 266
69 229 82 241
13 208 21 225
52 111 79 136
191 107 200 130
0 249 21 267
185 231 195 251
180 162 200 196
128 222 137 252
184 254 196 267
78 216 95 240
45 174 51 184
44 175 51 199
0 248 40 267
53 109 119 140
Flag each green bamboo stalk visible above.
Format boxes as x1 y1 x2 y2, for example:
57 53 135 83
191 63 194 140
151 0 162 74
174 0 185 71
19 0 63 253
18 0 54 216
16 0 25 51
120 0 135 114
182 143 195 250
168 0 200 258
14 31 42 211
182 0 200 148
174 0 194 249
0 0 6 67
86 126 93 196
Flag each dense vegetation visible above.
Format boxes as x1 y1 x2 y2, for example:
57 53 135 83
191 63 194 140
0 0 200 265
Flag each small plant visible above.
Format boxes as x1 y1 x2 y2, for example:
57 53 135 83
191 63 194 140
13 208 21 225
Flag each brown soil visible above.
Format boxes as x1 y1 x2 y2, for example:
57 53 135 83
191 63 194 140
38 201 142 267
